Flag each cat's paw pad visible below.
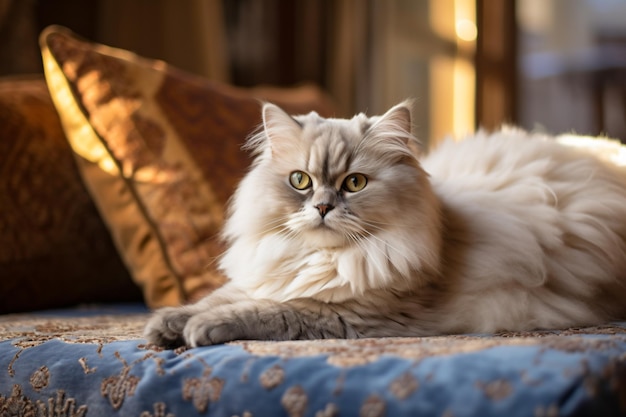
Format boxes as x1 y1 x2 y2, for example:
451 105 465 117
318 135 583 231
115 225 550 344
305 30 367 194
144 307 192 349
183 313 246 347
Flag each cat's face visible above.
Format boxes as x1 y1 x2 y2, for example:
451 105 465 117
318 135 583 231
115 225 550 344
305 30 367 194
248 102 430 249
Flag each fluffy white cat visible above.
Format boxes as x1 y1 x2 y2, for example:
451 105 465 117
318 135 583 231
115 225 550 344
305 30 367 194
145 101 626 348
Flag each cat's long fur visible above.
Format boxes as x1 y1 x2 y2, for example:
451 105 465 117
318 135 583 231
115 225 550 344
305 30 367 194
145 101 626 348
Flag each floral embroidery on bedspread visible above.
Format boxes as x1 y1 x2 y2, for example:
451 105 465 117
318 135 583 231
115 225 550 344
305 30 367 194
0 385 88 417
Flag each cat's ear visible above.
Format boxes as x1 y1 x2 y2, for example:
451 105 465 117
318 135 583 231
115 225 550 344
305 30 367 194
364 100 415 147
362 100 421 160
371 100 413 141
262 103 303 157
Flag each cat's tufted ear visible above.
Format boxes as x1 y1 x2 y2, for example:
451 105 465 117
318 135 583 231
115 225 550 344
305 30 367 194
262 103 302 157
372 100 413 140
364 100 415 148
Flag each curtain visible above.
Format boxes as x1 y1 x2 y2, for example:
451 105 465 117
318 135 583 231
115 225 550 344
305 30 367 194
97 0 230 83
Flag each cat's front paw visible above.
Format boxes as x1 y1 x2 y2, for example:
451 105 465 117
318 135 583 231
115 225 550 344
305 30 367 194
144 306 193 349
183 311 248 347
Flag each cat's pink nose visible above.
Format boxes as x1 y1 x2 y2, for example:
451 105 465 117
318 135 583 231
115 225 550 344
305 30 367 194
315 203 335 218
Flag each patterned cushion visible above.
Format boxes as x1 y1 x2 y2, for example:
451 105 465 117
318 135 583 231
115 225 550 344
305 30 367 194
39 25 334 308
0 76 142 313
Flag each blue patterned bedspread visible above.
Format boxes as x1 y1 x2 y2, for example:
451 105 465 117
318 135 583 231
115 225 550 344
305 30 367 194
1 304 625 416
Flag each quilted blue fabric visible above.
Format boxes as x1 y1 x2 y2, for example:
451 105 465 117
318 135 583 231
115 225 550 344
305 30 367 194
0 306 625 417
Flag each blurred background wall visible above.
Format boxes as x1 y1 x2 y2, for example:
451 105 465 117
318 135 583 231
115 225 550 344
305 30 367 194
1 0 624 145
517 0 626 141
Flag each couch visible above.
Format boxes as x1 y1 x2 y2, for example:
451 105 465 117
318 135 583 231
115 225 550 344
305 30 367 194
1 26 625 417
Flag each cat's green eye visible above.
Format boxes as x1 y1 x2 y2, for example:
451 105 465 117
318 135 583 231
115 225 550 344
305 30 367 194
342 173 368 192
289 171 312 190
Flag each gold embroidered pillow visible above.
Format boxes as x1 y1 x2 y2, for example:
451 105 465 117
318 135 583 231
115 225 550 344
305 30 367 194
39 26 334 308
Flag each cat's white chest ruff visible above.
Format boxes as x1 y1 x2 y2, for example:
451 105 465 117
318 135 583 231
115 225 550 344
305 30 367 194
284 250 350 301
231 243 358 303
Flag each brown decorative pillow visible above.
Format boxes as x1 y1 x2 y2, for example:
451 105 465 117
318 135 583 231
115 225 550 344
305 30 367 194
0 76 142 313
39 26 335 309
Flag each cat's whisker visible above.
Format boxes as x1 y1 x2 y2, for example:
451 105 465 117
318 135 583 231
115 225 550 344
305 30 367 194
360 219 403 228
338 219 395 265
368 232 414 265
347 219 415 267
280 228 303 243
266 226 301 245
342 229 373 265
256 223 290 238
201 255 223 272
358 227 426 268
346 231 396 286
252 215 296 238
345 231 367 255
